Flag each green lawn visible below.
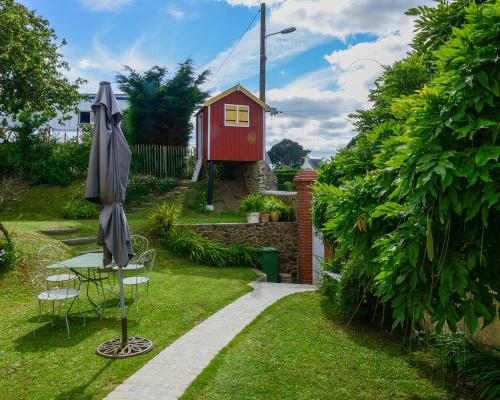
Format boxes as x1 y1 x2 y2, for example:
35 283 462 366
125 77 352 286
182 292 470 400
0 183 257 399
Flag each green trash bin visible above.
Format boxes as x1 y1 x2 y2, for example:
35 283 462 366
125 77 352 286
260 247 279 283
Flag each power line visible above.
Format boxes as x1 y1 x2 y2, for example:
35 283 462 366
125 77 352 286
202 9 261 88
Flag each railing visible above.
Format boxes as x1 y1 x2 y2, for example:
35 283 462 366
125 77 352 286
132 145 196 178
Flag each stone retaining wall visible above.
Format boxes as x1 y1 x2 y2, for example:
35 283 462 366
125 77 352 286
184 222 298 281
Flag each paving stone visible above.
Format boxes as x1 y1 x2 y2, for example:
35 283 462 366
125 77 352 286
105 282 315 400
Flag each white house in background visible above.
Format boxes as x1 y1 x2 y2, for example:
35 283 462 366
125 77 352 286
301 154 322 170
48 93 129 141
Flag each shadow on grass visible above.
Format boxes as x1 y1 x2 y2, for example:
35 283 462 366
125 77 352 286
15 313 140 352
54 360 114 400
318 296 469 399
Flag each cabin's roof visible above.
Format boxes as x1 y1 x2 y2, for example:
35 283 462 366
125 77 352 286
203 84 271 111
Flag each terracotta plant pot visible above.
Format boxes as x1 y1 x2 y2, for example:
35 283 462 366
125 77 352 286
247 212 260 224
270 211 280 222
260 213 270 223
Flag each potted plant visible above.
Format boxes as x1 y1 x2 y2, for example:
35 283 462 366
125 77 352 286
264 197 283 222
239 194 265 224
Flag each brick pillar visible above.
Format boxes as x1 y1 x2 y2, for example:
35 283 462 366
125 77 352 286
294 170 317 284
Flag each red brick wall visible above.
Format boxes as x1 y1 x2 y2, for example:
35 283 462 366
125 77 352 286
294 170 317 284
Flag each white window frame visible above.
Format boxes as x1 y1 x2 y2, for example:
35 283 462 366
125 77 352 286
224 104 250 127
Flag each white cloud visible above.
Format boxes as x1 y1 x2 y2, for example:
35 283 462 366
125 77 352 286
78 58 97 70
165 5 185 19
207 0 431 156
78 0 133 12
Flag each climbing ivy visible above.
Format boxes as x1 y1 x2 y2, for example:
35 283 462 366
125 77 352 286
315 1 500 334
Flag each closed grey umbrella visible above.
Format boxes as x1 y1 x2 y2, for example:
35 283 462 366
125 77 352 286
86 81 152 358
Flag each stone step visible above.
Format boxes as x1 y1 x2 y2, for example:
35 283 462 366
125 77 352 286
79 249 103 255
40 228 79 236
61 237 98 246
279 273 292 284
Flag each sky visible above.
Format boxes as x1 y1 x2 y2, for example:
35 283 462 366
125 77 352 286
20 0 433 158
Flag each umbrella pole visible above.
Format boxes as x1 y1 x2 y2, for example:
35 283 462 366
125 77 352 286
96 244 153 358
118 267 128 346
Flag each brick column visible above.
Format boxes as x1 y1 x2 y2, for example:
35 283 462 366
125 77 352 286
294 170 317 284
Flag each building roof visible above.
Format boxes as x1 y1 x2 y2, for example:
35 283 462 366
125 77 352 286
203 84 271 111
302 155 322 170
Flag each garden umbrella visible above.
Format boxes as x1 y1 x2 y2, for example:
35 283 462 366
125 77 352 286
85 81 152 358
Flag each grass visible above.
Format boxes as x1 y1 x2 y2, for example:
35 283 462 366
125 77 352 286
0 182 258 399
182 292 471 400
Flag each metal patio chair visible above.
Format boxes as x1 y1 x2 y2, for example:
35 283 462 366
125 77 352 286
122 249 156 313
38 245 77 287
31 269 85 337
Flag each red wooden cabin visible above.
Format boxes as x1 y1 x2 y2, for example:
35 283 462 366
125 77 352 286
192 84 272 209
194 84 271 164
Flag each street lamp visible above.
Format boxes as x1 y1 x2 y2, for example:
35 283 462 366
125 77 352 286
259 2 295 102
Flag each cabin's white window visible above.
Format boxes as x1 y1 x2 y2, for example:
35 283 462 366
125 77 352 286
224 104 249 127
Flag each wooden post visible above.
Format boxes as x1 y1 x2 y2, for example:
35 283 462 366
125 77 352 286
207 160 214 211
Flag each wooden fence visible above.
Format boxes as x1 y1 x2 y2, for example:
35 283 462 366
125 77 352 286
132 145 196 178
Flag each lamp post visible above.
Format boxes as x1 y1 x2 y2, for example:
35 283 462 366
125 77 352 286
259 2 296 102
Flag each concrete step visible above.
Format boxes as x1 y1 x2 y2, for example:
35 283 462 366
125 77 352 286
79 249 103 255
40 228 79 236
61 237 98 246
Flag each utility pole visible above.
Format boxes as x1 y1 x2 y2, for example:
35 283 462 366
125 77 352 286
259 2 266 102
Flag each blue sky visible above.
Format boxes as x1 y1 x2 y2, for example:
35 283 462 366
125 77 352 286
20 0 431 157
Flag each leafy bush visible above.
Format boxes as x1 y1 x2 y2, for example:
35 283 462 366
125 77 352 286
282 181 294 191
239 194 266 213
428 333 500 400
263 196 294 221
126 174 177 203
0 224 15 272
62 183 100 219
274 166 298 190
314 1 500 333
149 203 259 268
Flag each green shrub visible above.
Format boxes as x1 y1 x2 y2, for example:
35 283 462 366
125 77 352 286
149 203 259 268
428 333 500 400
0 224 15 273
148 202 180 237
274 166 297 190
127 174 177 203
62 183 100 219
198 190 207 212
282 181 294 191
239 194 266 213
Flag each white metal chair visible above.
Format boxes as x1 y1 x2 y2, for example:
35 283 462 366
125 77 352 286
31 269 85 336
122 249 156 312
38 245 77 287
111 234 149 273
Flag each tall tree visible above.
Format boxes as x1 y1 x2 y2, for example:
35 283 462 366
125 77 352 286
0 0 83 125
117 60 210 146
268 139 310 168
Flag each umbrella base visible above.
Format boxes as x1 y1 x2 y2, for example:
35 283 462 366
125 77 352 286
96 336 153 359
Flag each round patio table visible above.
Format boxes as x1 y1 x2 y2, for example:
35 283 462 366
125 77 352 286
47 252 117 317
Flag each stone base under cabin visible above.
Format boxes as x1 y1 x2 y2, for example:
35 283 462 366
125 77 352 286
212 160 277 193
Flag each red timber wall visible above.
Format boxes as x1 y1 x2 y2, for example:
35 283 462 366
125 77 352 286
294 170 318 284
208 91 264 161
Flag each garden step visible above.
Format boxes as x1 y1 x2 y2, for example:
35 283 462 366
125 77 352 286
40 228 79 236
79 249 102 255
61 237 97 246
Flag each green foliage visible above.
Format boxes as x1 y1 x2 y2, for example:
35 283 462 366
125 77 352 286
0 223 14 272
61 183 99 219
126 174 177 203
117 60 209 146
198 190 207 213
315 1 500 335
239 194 266 213
274 166 298 190
149 203 259 268
1 117 92 185
428 332 500 400
0 0 83 125
268 139 310 168
262 196 294 220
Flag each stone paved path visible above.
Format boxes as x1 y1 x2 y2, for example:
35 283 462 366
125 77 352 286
105 282 315 400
